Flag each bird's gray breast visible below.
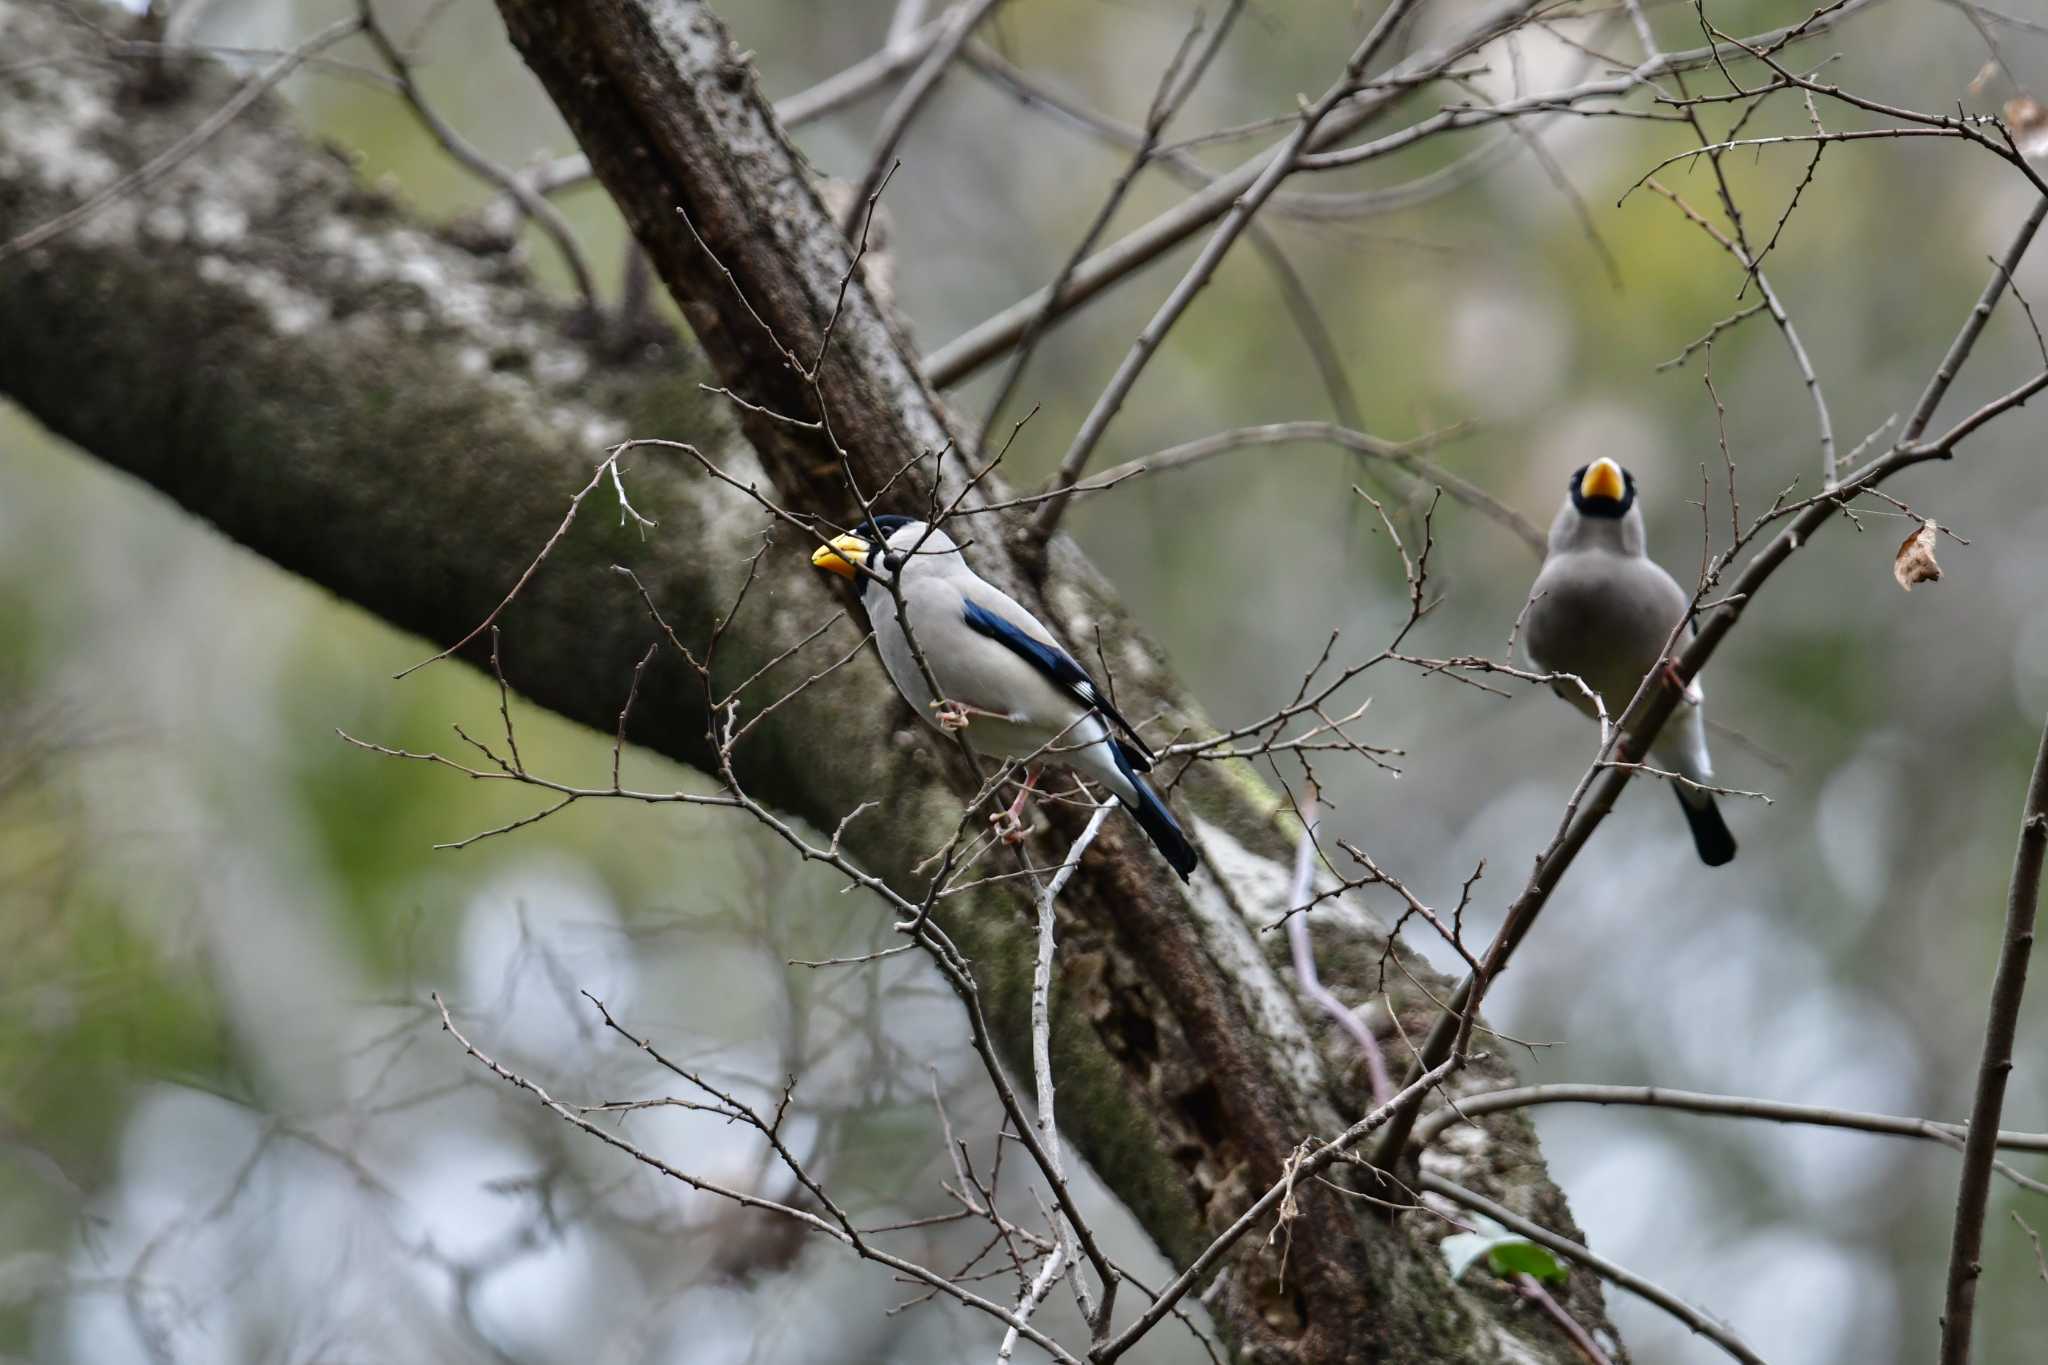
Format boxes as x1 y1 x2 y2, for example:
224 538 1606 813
867 583 940 716
865 576 1091 761
1524 550 1688 711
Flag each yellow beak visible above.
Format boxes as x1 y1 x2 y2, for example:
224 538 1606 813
810 533 870 580
1579 458 1625 503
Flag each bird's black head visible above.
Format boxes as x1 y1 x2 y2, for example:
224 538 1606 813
1568 458 1636 518
862 514 916 543
858 515 919 581
809 514 921 592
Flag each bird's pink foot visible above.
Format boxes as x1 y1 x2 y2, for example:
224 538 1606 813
1662 659 1702 704
988 767 1040 845
989 808 1029 845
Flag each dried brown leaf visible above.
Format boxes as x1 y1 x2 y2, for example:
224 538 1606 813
1894 520 1942 591
1972 62 2000 100
2007 96 2048 161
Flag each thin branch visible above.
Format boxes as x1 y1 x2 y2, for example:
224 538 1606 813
922 0 1583 388
1642 179 1836 488
358 0 599 314
611 642 658 788
0 16 366 265
1091 1054 1463 1363
2016 1212 2048 1289
995 1243 1066 1362
1081 421 1540 555
392 453 623 679
781 18 943 127
1954 0 2048 38
1028 0 1426 546
1029 797 1117 1334
1286 786 1394 1103
479 19 950 236
1658 303 1767 371
1413 1081 2048 1158
486 628 524 775
432 995 1083 1363
1907 195 2048 444
975 3 1242 442
1514 1272 1614 1365
1420 1174 1768 1365
1625 127 1959 200
946 36 1436 492
1940 714 2048 1365
839 0 1007 237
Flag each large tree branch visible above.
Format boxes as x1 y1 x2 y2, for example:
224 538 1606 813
0 4 1607 1359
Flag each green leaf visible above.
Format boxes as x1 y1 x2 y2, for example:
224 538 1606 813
1487 1239 1567 1285
1439 1214 1567 1286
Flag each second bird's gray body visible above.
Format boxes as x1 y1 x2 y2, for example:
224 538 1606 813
1522 497 1712 781
865 522 1133 803
1522 476 1733 864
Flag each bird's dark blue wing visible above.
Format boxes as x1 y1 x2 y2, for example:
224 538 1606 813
961 599 1156 771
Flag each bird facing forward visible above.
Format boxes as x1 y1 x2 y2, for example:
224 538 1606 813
1521 458 1737 866
809 517 1198 882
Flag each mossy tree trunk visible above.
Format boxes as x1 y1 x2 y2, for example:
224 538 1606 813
0 3 1617 1359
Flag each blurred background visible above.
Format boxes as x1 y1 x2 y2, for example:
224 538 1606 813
6 0 2048 1361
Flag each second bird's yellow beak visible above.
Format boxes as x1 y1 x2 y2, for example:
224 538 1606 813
1579 457 1625 503
810 534 871 579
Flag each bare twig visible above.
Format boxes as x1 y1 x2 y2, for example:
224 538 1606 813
2016 1212 2048 1289
1421 1174 1767 1365
995 1243 1066 1362
1907 196 2048 445
1658 303 1768 371
1642 180 1836 488
1514 1272 1614 1365
1955 0 2048 39
1286 786 1394 1103
1028 0 1426 546
357 0 599 314
975 2 1242 441
1081 421 1539 554
611 642 658 788
1028 797 1117 1333
923 0 1880 387
1414 1081 2048 1159
392 452 628 679
479 19 950 237
1091 1054 1463 1363
1940 714 2048 1365
0 16 365 265
839 0 1007 238
432 994 1084 1362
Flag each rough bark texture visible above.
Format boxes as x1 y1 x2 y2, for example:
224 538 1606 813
0 4 1616 1360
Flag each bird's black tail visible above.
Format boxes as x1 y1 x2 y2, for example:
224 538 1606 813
1111 740 1198 882
1674 785 1737 866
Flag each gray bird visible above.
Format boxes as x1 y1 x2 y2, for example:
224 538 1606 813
810 516 1197 881
1522 457 1736 866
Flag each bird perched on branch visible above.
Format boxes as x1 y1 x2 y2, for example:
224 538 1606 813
810 516 1198 882
1521 458 1737 866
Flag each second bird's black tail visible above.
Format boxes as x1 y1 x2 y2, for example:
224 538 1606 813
1111 740 1198 882
1674 785 1737 867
